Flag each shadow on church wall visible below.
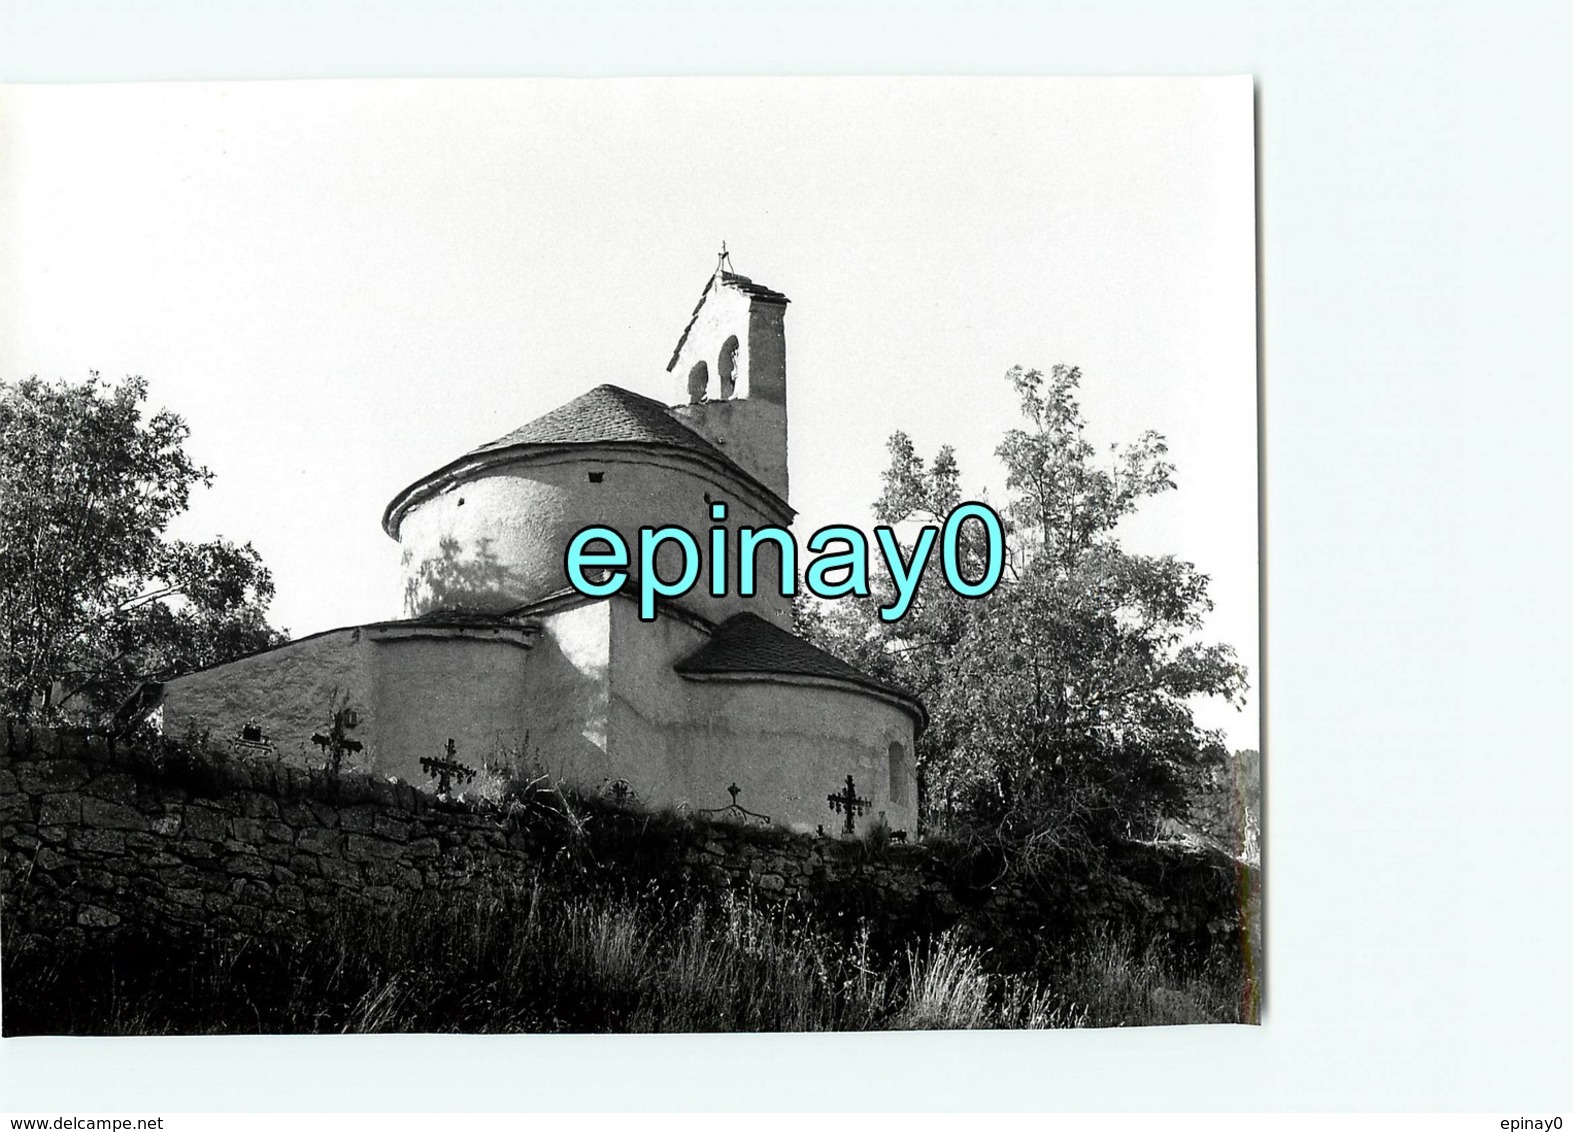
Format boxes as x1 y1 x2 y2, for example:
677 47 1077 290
401 536 524 617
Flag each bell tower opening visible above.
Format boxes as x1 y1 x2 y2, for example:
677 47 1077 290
687 360 710 404
717 335 739 400
663 246 791 503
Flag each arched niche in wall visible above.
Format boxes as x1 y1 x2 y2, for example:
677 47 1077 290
717 335 740 399
888 740 914 809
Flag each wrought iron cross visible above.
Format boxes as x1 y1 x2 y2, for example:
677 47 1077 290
310 705 362 771
827 774 871 836
420 737 477 796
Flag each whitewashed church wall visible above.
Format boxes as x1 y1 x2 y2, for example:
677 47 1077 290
395 453 792 627
365 635 532 788
159 602 916 833
160 628 375 770
516 602 614 792
667 397 788 508
601 601 708 809
670 282 758 403
603 602 919 835
666 280 790 501
669 281 788 406
672 681 917 836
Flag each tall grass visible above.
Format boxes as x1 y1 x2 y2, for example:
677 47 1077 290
4 874 1253 1034
3 880 1090 1035
1052 926 1254 1027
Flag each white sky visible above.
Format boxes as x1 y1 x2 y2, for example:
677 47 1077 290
0 77 1258 748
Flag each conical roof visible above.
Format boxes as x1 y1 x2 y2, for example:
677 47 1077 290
674 612 926 729
382 383 789 536
470 384 731 463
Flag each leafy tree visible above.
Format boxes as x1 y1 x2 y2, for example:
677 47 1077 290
796 432 991 820
0 373 287 720
806 365 1247 853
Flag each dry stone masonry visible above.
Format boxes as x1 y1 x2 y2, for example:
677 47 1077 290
1 725 539 949
0 724 968 952
1 723 1248 961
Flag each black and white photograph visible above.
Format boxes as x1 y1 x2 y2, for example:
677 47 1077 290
0 77 1259 1036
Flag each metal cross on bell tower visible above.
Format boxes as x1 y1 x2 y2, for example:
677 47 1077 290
716 241 734 277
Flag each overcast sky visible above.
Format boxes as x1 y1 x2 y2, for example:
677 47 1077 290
1 77 1257 748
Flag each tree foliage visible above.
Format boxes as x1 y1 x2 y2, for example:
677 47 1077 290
0 373 286 720
804 365 1247 853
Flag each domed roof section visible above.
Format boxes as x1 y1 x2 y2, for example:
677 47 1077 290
471 384 732 463
382 383 790 538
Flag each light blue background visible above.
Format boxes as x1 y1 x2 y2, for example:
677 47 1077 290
2 0 1569 1112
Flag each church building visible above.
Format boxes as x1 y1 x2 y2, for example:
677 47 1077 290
159 255 924 836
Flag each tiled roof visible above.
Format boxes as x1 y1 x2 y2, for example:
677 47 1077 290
381 382 792 537
470 384 733 464
666 271 789 373
718 271 789 305
404 608 534 628
674 612 926 726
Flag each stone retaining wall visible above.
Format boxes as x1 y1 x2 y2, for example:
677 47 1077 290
1 722 1248 961
1 724 551 950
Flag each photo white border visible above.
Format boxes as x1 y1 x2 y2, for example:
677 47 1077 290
2 0 1570 1113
